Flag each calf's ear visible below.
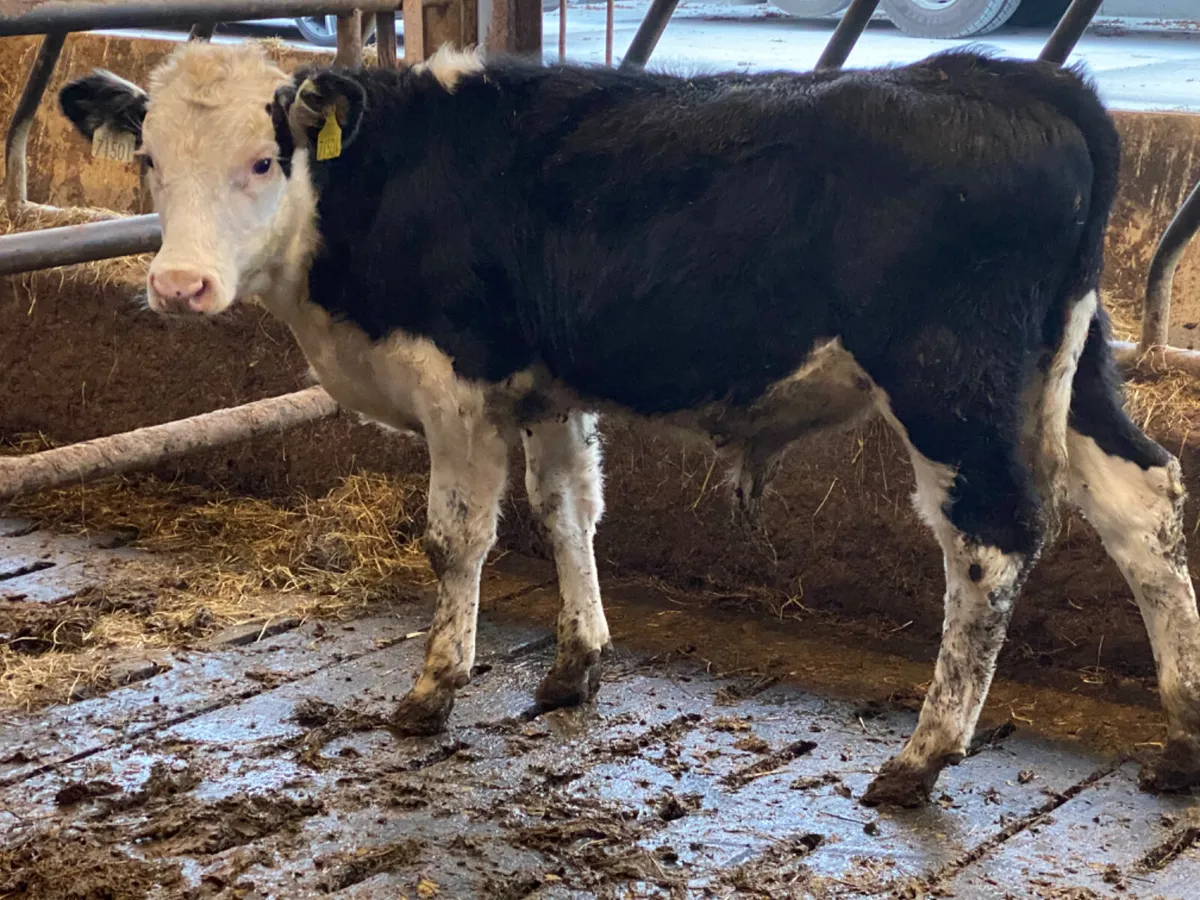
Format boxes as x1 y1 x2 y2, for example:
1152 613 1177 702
269 81 299 177
59 70 148 143
283 69 368 160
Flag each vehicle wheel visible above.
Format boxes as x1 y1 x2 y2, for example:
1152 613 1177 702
770 0 852 16
1007 0 1071 27
880 0 1021 38
295 15 338 47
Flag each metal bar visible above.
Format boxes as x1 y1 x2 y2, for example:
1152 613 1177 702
605 0 613 66
4 30 66 216
187 20 217 39
375 9 398 66
558 0 565 61
1141 180 1200 353
619 0 677 71
0 1 403 36
335 9 363 66
814 0 878 71
0 214 162 277
1038 0 1103 65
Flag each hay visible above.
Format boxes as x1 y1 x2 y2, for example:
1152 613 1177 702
1101 292 1200 441
1 453 431 710
1103 291 1141 345
1123 367 1200 443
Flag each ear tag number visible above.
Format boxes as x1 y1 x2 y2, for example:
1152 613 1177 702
315 110 342 161
91 124 135 163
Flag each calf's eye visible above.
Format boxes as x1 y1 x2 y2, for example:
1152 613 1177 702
252 158 272 175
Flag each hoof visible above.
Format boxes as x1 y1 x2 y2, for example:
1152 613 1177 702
535 649 603 712
861 759 940 809
1139 736 1200 794
390 688 455 736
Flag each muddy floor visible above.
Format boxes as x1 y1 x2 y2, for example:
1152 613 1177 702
2 523 1199 899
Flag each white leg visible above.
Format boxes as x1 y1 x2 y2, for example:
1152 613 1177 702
859 293 1098 807
1067 429 1200 790
391 415 509 734
522 412 611 709
863 443 1037 807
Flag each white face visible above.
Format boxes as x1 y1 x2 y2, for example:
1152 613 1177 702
136 45 296 315
141 114 285 314
63 43 478 318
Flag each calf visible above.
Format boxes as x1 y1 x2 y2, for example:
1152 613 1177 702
60 43 1200 807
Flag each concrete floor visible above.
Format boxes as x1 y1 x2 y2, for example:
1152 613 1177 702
2 522 1198 898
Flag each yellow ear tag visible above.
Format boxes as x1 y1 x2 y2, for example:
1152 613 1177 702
315 110 342 162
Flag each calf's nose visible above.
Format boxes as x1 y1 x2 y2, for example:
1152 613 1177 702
149 268 212 312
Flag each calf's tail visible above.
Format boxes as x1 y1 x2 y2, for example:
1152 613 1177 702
1027 61 1122 534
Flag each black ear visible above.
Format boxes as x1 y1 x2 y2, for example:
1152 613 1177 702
59 70 148 143
269 81 299 177
285 69 368 160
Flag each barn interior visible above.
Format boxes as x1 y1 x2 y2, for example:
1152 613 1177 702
2 2 1200 897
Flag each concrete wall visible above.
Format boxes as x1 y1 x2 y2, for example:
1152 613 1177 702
4 33 1200 685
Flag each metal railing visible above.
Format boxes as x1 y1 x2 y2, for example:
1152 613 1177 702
0 1 403 36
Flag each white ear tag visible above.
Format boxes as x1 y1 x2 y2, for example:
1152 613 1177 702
91 123 136 163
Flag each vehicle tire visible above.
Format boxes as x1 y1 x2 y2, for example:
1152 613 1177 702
770 0 852 16
295 15 338 47
880 0 1021 38
1007 0 1071 27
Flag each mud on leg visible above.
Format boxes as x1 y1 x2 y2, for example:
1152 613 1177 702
522 412 611 710
1068 350 1200 789
391 418 509 735
863 421 1044 808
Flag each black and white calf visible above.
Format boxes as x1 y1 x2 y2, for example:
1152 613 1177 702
59 43 1200 806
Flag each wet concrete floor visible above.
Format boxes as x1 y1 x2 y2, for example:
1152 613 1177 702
1 528 1199 898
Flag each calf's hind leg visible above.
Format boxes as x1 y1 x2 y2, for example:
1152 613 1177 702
522 412 611 710
861 418 1044 807
1067 334 1200 790
391 417 509 735
857 283 1098 806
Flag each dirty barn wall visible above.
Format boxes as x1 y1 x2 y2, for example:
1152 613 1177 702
3 33 1200 687
1106 111 1200 347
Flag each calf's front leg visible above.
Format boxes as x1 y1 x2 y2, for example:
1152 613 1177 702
391 416 509 735
522 412 611 710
